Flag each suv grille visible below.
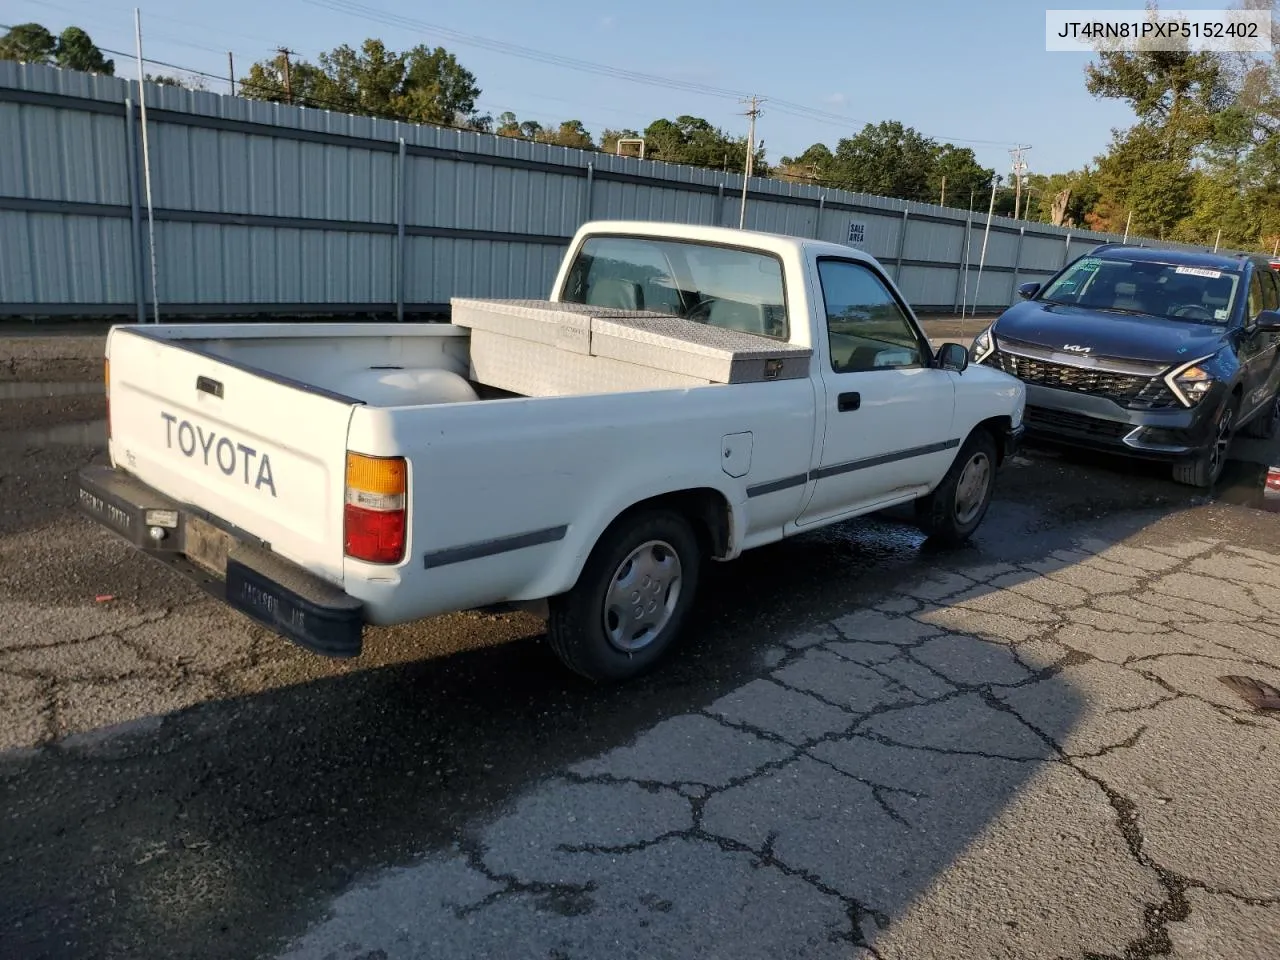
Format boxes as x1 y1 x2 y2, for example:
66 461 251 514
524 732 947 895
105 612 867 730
991 353 1179 409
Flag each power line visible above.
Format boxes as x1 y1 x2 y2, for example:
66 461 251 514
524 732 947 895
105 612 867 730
298 0 1021 149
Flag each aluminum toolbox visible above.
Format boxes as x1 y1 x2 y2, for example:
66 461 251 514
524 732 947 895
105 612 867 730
467 329 714 397
452 298 812 396
589 313 811 384
450 298 651 356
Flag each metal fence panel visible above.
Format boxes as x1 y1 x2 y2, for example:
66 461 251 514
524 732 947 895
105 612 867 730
0 61 1246 319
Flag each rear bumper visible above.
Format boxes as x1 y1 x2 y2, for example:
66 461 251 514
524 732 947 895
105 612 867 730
76 465 364 658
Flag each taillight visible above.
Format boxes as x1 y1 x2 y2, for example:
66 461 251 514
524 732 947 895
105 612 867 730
343 452 407 564
104 358 111 440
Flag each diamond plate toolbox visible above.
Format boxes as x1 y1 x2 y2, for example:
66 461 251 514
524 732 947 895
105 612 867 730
451 298 812 396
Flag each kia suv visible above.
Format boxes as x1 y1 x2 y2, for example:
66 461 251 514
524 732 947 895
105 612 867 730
972 244 1280 487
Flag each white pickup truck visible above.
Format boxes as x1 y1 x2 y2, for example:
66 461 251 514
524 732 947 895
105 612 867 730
78 221 1025 681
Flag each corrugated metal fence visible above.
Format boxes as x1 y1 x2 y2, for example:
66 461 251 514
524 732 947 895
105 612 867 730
0 61 1230 321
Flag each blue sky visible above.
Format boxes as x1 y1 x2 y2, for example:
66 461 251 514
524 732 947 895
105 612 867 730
6 0 1243 178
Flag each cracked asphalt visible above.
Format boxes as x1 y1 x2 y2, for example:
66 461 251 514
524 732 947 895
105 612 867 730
3 325 1280 959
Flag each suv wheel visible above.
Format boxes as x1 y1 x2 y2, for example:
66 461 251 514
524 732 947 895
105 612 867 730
1172 395 1238 489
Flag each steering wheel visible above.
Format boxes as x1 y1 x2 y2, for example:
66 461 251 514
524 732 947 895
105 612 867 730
1169 304 1215 321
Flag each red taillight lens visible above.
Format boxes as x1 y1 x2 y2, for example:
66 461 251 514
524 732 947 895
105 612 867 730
344 503 406 564
343 453 407 565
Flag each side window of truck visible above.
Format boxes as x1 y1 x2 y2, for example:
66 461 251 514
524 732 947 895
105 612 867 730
1248 269 1267 323
817 259 926 373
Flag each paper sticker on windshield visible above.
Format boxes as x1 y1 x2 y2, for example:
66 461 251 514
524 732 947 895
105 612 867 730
1077 257 1102 270
1215 308 1229 320
1175 266 1222 279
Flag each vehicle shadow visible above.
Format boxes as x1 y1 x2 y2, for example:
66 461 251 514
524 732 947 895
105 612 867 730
0 492 1182 960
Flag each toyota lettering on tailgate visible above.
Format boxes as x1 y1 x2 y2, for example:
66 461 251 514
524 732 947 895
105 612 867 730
160 412 277 496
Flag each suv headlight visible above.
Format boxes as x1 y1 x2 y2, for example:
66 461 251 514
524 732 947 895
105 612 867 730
972 324 996 364
1163 355 1217 407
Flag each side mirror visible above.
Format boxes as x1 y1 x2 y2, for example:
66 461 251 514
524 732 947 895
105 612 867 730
1254 309 1280 332
938 342 969 373
1017 281 1041 300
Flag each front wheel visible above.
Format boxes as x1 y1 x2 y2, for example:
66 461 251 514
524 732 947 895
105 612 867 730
914 429 999 546
546 509 702 682
1172 394 1237 488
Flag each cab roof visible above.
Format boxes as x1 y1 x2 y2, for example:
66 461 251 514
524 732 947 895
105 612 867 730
571 220 878 264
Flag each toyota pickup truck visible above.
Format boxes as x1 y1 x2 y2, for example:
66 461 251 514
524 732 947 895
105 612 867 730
78 220 1026 681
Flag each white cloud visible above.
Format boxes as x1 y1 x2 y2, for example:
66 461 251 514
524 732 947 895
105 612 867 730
600 15 616 29
824 92 848 107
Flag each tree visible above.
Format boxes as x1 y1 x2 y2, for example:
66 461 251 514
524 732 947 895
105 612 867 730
930 144 994 208
0 23 113 75
641 115 766 173
0 23 56 64
776 143 835 182
397 45 480 125
55 26 112 75
828 121 938 200
241 38 482 128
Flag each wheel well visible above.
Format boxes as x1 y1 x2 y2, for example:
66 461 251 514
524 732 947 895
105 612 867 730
973 415 1013 464
607 488 733 560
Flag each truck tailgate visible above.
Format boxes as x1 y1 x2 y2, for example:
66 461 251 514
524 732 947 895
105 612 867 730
106 328 357 585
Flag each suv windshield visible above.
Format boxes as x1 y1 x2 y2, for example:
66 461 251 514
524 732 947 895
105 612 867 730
1038 256 1240 325
559 235 789 340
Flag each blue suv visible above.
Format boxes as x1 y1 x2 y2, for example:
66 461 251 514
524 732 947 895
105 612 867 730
972 245 1280 487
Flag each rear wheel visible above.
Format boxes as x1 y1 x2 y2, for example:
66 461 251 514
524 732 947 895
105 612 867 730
914 429 998 546
1172 394 1237 489
547 509 701 682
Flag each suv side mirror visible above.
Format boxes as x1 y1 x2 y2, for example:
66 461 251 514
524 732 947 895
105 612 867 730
937 342 969 372
1017 281 1041 300
1255 309 1280 332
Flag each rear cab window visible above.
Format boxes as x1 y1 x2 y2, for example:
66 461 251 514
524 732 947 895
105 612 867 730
560 235 790 341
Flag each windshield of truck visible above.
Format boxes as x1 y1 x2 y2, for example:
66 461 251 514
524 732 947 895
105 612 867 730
1037 256 1241 325
560 235 789 340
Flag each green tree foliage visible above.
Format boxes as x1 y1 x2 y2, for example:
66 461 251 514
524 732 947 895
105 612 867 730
55 27 113 74
780 125 994 208
0 22 113 75
641 115 767 174
241 39 482 128
0 23 56 64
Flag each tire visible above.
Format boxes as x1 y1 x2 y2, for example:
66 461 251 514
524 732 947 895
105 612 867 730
1239 392 1280 440
546 508 702 682
1171 393 1238 489
914 429 999 546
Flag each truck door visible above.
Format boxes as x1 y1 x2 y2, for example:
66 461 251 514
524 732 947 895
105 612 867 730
796 256 958 526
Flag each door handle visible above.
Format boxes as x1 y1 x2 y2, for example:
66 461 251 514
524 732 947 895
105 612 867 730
837 391 860 412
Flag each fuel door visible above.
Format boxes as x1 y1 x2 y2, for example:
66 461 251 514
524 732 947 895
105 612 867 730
721 431 753 479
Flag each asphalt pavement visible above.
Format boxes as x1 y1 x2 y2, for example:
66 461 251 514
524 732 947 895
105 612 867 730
2 325 1280 960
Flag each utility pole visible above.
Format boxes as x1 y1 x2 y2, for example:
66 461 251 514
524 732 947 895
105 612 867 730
228 51 236 96
739 95 764 230
940 175 946 207
1009 144 1031 220
276 47 295 103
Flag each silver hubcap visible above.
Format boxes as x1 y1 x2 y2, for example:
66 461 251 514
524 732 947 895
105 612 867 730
954 452 992 525
603 540 682 653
